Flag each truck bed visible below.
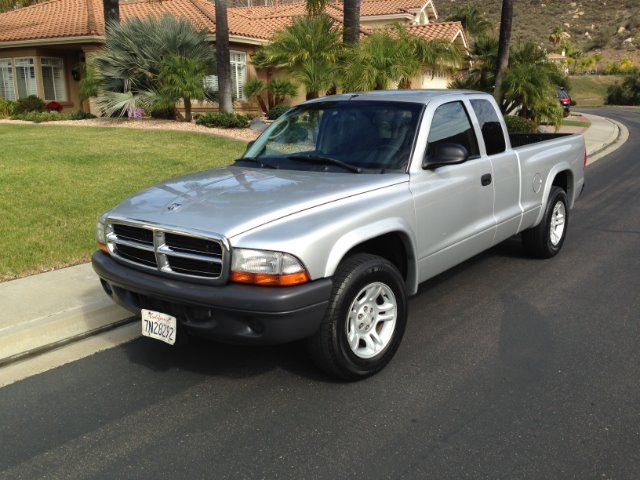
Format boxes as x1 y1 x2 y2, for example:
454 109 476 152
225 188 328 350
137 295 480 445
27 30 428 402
509 132 573 149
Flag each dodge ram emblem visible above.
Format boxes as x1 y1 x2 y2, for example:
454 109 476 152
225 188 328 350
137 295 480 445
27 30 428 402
167 202 182 211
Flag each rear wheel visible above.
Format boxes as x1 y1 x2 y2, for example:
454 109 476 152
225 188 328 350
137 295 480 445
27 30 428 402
307 254 407 380
523 186 569 258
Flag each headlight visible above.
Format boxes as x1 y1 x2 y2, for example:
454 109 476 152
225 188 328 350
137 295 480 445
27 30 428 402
231 248 310 286
96 213 110 253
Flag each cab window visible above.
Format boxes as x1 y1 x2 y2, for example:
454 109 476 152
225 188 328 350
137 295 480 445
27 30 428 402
470 99 506 155
427 101 480 161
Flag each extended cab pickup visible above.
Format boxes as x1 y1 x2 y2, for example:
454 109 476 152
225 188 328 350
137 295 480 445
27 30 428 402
93 90 586 379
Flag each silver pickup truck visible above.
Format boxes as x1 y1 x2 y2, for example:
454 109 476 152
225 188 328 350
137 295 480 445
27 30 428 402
93 90 586 380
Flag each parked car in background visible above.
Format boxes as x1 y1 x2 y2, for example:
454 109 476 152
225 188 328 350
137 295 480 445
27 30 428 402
557 86 572 116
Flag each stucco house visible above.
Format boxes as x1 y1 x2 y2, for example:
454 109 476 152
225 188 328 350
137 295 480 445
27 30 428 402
0 0 468 114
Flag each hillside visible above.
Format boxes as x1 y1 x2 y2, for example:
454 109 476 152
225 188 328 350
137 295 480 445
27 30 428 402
436 0 640 64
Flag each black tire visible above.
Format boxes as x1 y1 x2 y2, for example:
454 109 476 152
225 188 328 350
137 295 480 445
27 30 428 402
307 253 408 381
523 186 569 258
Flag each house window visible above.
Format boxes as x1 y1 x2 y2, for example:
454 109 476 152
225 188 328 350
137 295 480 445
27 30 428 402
0 59 16 101
230 52 246 101
14 57 37 99
41 57 67 102
203 51 247 101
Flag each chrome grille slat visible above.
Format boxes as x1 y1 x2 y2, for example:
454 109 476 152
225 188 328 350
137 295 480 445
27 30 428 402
107 233 155 252
106 222 226 282
157 245 223 264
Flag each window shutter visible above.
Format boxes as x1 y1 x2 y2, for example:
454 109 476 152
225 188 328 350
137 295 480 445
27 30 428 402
15 58 37 99
0 59 16 101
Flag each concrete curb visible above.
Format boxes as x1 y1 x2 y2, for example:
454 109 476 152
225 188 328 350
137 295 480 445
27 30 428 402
575 111 629 165
0 263 133 367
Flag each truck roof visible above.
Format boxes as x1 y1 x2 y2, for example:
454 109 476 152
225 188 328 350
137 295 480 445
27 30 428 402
305 89 489 105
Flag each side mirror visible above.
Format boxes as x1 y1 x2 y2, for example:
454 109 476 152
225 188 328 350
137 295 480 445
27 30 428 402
246 140 255 149
423 143 469 170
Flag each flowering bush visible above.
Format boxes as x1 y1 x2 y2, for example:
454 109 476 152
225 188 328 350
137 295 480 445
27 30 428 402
46 101 63 112
127 107 145 119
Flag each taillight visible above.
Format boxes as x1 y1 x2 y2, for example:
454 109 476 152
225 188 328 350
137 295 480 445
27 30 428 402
584 149 588 167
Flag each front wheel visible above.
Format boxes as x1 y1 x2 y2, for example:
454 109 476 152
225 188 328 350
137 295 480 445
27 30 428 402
307 254 408 381
523 186 569 258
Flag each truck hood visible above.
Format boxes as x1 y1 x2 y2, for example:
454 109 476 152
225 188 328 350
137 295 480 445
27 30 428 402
107 166 408 238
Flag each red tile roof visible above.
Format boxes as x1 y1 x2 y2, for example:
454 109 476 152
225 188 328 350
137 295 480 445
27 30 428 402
0 0 457 45
0 0 102 43
406 22 466 43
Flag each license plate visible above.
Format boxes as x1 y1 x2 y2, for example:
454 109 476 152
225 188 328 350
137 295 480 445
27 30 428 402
141 309 177 345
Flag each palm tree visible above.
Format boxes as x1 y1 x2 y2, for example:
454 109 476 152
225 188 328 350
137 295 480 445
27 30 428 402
494 0 513 107
252 14 342 99
502 42 564 125
548 27 570 49
343 0 361 45
464 36 499 91
93 15 214 117
305 0 326 17
267 77 297 105
0 0 37 13
156 55 208 122
243 79 268 114
103 0 119 27
341 25 462 92
215 0 233 113
446 4 492 38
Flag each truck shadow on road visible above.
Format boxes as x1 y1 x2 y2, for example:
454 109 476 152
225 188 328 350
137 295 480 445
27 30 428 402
123 235 533 383
123 334 337 383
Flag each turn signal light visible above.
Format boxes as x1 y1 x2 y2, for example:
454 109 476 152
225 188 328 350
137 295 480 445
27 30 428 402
98 242 109 254
231 271 310 286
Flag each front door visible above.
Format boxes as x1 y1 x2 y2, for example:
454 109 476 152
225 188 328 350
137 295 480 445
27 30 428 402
410 100 496 283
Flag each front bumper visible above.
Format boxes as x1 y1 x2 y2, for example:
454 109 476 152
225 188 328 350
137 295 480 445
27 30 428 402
92 251 332 345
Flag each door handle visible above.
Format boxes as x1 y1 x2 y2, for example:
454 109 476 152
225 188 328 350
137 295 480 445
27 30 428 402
481 173 492 186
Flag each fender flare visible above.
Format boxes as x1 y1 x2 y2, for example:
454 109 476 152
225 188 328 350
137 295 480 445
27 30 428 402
323 217 420 295
534 162 574 227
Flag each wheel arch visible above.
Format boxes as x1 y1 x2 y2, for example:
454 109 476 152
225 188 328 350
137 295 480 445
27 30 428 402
324 221 419 295
535 166 575 226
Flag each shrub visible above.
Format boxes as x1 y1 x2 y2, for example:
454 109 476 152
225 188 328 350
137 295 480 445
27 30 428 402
504 115 538 133
0 98 16 118
46 101 63 112
15 95 46 114
11 111 71 123
606 73 640 106
195 112 250 128
68 110 97 120
267 104 290 120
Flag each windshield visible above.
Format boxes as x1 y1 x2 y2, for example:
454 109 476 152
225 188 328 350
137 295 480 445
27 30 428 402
242 100 424 173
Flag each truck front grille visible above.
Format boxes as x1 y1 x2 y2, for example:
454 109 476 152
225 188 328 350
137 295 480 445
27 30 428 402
107 222 226 282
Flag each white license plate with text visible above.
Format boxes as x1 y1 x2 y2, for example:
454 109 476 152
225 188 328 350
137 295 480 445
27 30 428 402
141 309 177 345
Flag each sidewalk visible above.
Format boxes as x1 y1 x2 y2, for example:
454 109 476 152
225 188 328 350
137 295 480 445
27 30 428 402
0 112 628 377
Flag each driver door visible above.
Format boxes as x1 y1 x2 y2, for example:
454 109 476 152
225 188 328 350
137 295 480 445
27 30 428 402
410 100 496 282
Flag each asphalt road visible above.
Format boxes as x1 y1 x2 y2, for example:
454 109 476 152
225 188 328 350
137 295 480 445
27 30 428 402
1 108 639 480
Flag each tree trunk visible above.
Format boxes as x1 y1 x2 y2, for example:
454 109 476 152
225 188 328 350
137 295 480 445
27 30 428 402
493 0 513 109
215 0 234 113
343 0 361 45
257 95 268 115
103 0 119 28
184 97 192 123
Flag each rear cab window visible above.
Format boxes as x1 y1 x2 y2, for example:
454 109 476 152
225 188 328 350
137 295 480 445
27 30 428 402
470 99 507 156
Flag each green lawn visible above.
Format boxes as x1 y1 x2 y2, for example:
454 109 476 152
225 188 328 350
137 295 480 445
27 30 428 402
0 124 246 281
569 75 624 107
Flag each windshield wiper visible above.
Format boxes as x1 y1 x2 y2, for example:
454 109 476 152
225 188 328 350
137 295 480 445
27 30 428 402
287 154 362 173
234 157 278 169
